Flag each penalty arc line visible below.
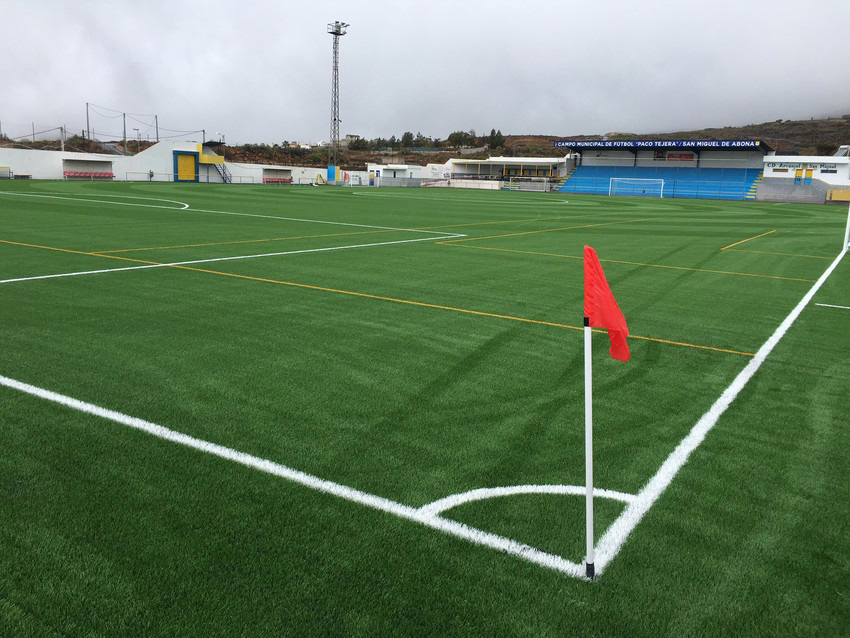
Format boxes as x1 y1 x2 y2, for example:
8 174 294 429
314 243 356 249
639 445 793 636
0 373 585 579
0 190 462 237
593 241 849 576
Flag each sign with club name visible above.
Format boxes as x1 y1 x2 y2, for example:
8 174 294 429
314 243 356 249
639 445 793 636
554 140 763 149
766 163 837 170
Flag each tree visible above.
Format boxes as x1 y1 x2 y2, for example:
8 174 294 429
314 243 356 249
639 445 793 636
448 131 470 147
347 137 368 150
401 131 414 147
488 128 505 149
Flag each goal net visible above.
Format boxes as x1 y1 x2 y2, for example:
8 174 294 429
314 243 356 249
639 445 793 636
609 178 665 198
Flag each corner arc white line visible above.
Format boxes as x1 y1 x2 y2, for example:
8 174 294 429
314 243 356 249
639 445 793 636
419 484 636 517
815 302 850 310
0 373 584 580
593 243 849 577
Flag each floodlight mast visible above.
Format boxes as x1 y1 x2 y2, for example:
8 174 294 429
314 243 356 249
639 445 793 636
327 21 349 169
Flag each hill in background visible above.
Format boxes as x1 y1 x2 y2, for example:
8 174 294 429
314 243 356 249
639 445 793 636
2 116 848 169
506 116 850 158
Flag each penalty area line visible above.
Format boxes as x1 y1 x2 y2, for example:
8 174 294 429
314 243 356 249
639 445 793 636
0 234 462 285
0 373 585 579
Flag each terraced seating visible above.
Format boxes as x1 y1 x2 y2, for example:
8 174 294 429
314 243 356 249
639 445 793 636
559 166 762 200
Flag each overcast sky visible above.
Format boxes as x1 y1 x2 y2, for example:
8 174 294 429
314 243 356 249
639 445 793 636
3 0 849 145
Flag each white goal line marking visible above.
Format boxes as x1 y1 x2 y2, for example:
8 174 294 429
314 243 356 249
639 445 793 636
593 241 848 576
0 373 586 579
815 302 850 311
0 234 463 285
0 190 461 237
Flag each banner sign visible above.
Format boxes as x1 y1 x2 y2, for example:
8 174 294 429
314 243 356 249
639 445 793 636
766 162 801 169
554 140 762 149
667 152 696 161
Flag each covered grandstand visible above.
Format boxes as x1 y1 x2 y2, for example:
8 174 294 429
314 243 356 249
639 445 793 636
554 139 769 200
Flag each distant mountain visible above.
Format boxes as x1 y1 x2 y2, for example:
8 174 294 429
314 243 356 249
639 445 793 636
506 116 850 156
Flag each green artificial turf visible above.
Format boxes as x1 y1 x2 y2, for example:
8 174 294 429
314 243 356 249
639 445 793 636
0 181 847 636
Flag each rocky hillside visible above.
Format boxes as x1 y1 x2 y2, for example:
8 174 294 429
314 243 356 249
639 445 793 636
3 116 847 167
506 116 850 157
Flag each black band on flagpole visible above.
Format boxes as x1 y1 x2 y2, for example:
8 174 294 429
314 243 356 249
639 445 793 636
586 562 595 579
583 316 590 327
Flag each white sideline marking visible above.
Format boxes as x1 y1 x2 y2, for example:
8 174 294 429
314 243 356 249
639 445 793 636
419 484 635 517
184 206 463 236
815 303 850 311
0 373 585 579
0 191 190 210
0 235 464 285
593 242 849 576
0 190 461 237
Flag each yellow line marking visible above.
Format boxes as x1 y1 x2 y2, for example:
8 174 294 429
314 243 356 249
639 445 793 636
92 215 576 253
1 237 754 358
438 216 664 243
725 248 832 260
93 228 393 254
0 239 98 257
720 229 776 251
443 244 815 283
413 215 567 231
155 266 755 357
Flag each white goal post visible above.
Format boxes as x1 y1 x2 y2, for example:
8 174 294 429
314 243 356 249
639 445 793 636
608 178 665 198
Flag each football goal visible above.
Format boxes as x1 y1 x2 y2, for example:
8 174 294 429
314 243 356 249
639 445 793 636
609 178 665 198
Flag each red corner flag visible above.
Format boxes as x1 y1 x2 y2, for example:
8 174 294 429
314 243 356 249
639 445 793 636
584 245 630 361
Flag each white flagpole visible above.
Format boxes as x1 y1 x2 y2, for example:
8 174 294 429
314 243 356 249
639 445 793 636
584 316 595 579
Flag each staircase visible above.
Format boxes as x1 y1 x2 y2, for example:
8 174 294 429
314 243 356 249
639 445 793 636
92 140 124 155
744 171 763 200
555 166 578 192
214 163 232 184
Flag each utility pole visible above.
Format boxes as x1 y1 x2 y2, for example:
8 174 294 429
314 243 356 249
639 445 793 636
60 126 65 152
86 102 90 139
327 20 349 170
133 128 140 153
154 115 159 142
32 122 35 142
122 113 127 155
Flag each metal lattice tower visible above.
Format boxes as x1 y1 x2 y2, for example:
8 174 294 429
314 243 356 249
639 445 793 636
327 21 349 168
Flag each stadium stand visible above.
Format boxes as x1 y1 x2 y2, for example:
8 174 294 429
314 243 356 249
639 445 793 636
558 166 762 200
